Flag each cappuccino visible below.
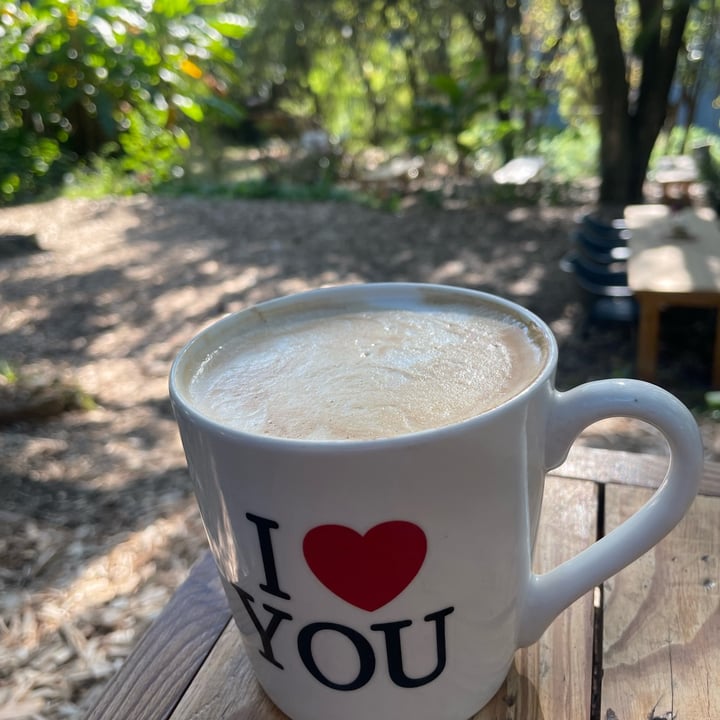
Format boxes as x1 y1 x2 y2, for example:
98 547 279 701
186 290 547 441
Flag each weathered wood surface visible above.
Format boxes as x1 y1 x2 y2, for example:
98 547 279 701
474 476 597 719
169 620 282 720
87 447 720 720
601 485 720 720
86 552 231 720
626 205 720 293
560 445 720 497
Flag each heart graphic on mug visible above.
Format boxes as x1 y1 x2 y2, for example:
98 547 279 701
303 521 427 611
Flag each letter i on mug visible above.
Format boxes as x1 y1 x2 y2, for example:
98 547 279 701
170 283 703 720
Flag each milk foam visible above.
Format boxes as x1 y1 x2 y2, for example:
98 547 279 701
188 301 546 441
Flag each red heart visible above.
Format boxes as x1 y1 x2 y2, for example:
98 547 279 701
303 521 427 611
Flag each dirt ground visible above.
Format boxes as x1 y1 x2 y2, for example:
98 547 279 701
1 192 719 718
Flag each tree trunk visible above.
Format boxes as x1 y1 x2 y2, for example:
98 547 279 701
581 0 691 206
581 0 632 204
462 0 521 164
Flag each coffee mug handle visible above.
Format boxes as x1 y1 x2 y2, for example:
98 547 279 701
517 379 703 647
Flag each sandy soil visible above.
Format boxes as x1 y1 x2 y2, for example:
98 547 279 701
0 193 717 718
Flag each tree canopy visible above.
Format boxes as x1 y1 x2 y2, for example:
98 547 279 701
0 0 718 206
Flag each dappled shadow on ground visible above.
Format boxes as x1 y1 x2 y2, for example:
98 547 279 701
0 194 717 717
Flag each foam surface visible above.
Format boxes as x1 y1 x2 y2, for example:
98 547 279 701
188 302 546 440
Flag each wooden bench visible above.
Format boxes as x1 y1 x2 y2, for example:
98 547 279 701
87 445 720 720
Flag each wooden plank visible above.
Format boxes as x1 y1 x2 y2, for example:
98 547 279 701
474 476 597 719
170 620 284 720
557 445 720 498
601 485 720 720
635 292 663 383
87 552 231 720
170 476 597 720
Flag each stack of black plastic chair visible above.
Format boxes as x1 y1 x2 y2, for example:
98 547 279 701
560 213 638 328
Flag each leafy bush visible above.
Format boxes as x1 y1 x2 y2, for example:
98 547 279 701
0 0 250 202
410 65 494 170
537 123 600 182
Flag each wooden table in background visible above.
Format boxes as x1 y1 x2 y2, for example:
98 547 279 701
626 204 720 386
87 446 720 720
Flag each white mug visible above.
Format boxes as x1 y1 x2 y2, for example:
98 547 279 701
169 283 703 720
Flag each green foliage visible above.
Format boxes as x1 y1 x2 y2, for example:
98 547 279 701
238 0 573 166
160 174 393 209
0 359 18 384
0 0 250 202
537 123 600 182
2 0 719 204
410 62 493 164
0 129 62 198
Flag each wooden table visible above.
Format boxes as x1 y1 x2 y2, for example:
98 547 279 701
87 446 720 720
625 204 720 386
